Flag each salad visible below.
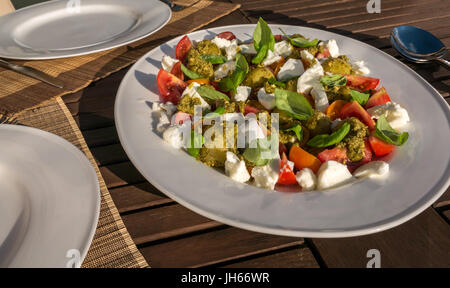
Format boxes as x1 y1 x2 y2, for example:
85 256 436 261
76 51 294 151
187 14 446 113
152 18 410 191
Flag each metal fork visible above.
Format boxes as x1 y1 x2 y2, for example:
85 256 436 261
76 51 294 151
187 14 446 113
0 112 18 124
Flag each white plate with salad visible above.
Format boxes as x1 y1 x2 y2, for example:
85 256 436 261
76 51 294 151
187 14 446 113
115 20 450 237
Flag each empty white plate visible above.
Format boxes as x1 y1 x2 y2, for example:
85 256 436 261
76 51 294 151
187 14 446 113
0 125 100 267
0 0 171 60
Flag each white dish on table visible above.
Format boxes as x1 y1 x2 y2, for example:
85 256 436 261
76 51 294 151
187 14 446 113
0 125 100 267
114 24 450 238
0 0 171 60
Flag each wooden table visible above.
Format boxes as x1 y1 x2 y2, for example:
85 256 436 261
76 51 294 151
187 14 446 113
62 0 450 267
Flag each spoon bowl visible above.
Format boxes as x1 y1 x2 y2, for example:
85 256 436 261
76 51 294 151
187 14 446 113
391 25 449 69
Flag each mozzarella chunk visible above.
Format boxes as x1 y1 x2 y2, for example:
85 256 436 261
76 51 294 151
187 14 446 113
351 60 370 75
276 58 305 81
161 55 179 72
160 101 177 118
235 86 251 102
156 111 171 133
162 125 184 149
300 50 315 62
225 152 251 183
263 49 282 66
181 82 210 110
214 60 236 80
274 40 293 58
296 168 317 191
297 62 324 94
367 102 410 129
353 161 389 178
251 158 280 190
239 43 257 54
310 82 329 112
225 39 239 60
257 88 276 110
317 161 353 190
212 36 232 49
326 39 340 58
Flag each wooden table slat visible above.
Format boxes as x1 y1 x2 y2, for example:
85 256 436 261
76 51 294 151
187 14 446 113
220 246 319 268
109 182 172 213
122 203 223 245
139 227 304 268
311 208 450 267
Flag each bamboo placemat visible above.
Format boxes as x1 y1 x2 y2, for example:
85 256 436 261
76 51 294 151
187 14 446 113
14 97 148 268
1 0 240 268
0 0 240 113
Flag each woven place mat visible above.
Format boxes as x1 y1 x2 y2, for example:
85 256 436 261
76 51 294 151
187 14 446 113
15 97 148 268
1 0 240 267
0 0 241 113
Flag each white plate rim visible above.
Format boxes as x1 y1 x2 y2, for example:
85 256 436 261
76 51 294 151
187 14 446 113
0 124 101 266
0 0 172 60
114 24 450 238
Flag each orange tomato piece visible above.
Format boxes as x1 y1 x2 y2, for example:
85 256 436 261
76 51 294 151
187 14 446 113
325 100 347 120
289 145 322 174
186 78 210 85
271 57 286 77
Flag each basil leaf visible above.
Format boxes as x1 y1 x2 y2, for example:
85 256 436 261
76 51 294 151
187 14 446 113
181 63 203 79
253 17 275 52
219 53 248 92
350 89 370 106
307 122 351 147
196 86 230 101
268 77 286 88
290 37 318 48
274 88 313 121
320 75 347 87
285 124 303 141
252 44 269 64
243 135 278 166
375 115 409 146
252 18 274 64
201 54 227 64
279 29 318 48
204 106 225 119
187 130 203 157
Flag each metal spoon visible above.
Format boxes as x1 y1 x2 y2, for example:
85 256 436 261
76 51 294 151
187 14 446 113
390 25 449 70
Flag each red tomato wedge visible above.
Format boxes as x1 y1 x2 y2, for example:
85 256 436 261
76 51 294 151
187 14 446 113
365 87 391 109
274 34 283 41
317 147 348 164
278 153 297 185
156 69 187 104
175 35 192 62
345 75 380 91
279 142 288 157
368 135 395 157
217 31 236 41
170 62 184 81
360 139 373 164
244 105 260 115
316 48 331 59
340 101 376 130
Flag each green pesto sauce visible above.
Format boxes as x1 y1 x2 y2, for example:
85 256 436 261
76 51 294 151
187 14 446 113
335 117 369 162
322 56 352 75
242 67 274 90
